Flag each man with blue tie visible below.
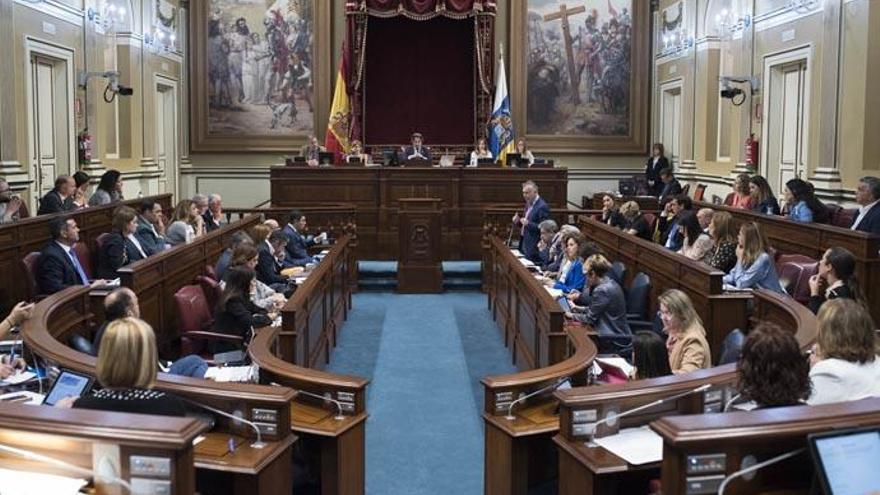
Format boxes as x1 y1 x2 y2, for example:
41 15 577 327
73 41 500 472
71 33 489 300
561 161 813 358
515 180 550 263
851 176 880 235
36 216 104 295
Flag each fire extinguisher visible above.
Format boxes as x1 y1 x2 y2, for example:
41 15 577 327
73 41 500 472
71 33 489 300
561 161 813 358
78 128 92 166
745 133 759 169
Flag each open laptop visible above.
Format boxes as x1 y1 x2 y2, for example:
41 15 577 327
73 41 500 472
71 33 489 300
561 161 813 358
42 369 93 406
808 426 880 494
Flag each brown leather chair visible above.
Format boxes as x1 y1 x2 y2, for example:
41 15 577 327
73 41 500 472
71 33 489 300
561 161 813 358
20 251 42 301
776 254 819 305
196 275 222 312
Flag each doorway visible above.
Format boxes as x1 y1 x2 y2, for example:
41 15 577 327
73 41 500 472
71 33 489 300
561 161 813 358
26 42 75 200
762 48 811 193
155 77 179 199
660 80 683 169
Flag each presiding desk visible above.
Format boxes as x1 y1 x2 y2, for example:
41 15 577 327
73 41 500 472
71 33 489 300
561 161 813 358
0 193 173 315
250 233 368 495
0 402 206 494
552 289 818 495
694 200 880 323
22 286 298 495
577 215 752 363
482 235 598 495
269 166 568 260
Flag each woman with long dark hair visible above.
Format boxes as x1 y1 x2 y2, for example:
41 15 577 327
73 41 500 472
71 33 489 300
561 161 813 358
783 178 829 223
808 247 867 313
88 169 123 206
748 175 780 215
677 211 713 263
738 322 811 408
645 143 669 196
212 266 270 353
631 331 672 379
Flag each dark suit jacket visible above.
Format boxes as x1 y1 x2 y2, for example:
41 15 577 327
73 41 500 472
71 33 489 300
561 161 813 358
281 225 314 267
256 243 288 286
96 232 145 280
211 296 265 354
36 241 85 295
852 202 880 235
203 211 222 233
572 277 632 339
645 156 670 196
37 190 73 216
659 179 683 205
135 217 165 256
403 146 432 163
519 196 550 262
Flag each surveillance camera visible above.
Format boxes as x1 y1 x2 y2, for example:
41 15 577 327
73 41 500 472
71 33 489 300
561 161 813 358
720 87 743 99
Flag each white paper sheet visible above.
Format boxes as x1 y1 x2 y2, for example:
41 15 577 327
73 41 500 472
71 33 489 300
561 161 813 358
593 426 663 465
595 357 636 379
1 371 36 385
0 467 87 495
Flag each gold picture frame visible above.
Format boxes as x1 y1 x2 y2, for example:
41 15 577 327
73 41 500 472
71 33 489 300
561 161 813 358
189 0 332 152
509 0 650 154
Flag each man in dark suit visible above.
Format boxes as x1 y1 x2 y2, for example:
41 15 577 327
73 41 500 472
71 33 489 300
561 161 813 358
516 180 550 263
36 216 97 295
658 195 692 251
851 176 880 235
37 175 76 216
203 194 224 232
136 199 167 255
567 254 633 358
281 210 327 268
257 230 291 291
657 167 682 206
401 132 432 163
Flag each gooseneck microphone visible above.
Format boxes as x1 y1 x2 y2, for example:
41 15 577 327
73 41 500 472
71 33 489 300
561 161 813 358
0 442 132 490
591 383 713 432
294 389 346 421
718 447 807 495
180 397 265 449
505 377 570 420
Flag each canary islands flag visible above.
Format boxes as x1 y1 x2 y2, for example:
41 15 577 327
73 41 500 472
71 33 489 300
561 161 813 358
488 55 515 165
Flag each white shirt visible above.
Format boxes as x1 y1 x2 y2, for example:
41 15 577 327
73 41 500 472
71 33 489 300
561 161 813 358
127 233 148 258
264 239 275 256
469 150 493 167
851 200 879 230
55 241 75 257
808 357 880 405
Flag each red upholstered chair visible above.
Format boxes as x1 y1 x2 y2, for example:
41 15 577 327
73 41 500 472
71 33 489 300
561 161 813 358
693 184 707 202
681 183 690 197
20 251 42 301
17 201 30 220
173 284 241 357
204 264 218 281
197 275 222 312
642 213 657 234
93 232 112 270
72 242 93 280
776 254 819 305
723 192 736 206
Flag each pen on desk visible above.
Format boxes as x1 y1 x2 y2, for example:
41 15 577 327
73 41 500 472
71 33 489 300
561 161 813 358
228 437 236 453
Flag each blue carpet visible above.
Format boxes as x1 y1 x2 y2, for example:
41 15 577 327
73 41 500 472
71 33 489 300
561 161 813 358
328 291 516 495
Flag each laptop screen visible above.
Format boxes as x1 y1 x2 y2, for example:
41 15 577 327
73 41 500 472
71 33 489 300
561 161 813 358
811 428 880 495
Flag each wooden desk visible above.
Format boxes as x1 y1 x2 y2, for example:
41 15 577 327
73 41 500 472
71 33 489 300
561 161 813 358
0 194 173 315
22 286 297 495
552 289 818 495
397 198 443 293
652 398 880 495
250 234 367 495
118 214 262 349
482 235 598 495
586 193 659 212
269 166 568 259
0 401 205 495
694 200 880 323
577 215 752 363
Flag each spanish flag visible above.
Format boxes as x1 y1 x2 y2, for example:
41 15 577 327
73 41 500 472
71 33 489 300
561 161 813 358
325 49 351 159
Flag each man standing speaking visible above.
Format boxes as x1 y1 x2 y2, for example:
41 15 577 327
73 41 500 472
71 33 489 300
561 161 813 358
514 181 550 263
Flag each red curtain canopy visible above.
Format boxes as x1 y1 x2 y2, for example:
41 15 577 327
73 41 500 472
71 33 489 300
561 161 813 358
346 0 496 18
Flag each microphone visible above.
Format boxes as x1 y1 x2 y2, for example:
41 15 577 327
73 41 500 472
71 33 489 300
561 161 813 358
590 383 712 433
718 447 806 495
723 392 742 412
179 397 266 449
505 377 569 420
0 442 132 491
294 389 346 421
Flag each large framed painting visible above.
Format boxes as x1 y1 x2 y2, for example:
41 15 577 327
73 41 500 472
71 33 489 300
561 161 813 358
510 0 650 153
189 0 331 152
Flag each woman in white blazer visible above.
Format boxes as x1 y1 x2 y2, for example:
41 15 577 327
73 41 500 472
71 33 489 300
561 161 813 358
808 298 880 405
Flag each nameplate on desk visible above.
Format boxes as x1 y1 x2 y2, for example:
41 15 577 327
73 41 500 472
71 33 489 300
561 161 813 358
337 391 355 402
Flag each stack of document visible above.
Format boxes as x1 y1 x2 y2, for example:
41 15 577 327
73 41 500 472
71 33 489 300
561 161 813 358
595 357 636 379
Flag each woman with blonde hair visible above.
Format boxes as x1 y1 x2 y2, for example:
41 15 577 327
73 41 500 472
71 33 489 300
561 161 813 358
620 201 652 241
166 199 204 246
706 211 738 273
723 222 784 293
68 317 185 416
808 299 880 405
658 289 711 373
514 138 535 167
730 173 753 209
